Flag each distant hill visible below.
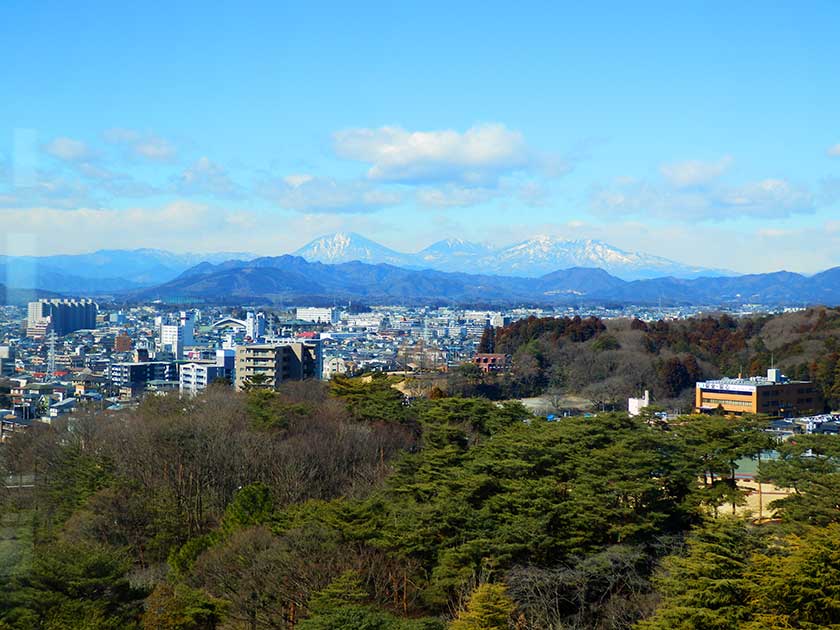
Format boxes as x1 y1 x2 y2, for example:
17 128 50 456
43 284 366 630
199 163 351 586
0 249 257 294
0 283 60 305
5 240 839 307
133 256 840 307
133 256 628 305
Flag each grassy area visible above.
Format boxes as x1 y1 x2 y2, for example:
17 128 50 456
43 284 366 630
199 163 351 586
0 509 33 579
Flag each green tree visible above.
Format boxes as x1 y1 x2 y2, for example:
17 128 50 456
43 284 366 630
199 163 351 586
744 524 840 629
299 571 443 630
142 583 226 630
221 483 275 535
241 373 273 391
476 328 496 354
759 434 840 525
449 584 514 630
637 518 758 630
330 376 408 423
1 541 144 630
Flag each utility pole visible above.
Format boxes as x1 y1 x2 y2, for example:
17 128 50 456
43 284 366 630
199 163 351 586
46 331 57 382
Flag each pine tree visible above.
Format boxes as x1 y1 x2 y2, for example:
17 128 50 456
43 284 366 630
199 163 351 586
637 518 758 630
450 584 514 630
477 328 496 354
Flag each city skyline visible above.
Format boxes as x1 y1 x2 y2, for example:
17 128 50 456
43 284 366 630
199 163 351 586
2 2 840 273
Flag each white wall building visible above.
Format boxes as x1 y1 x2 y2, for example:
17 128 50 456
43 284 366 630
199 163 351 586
296 307 339 324
179 349 234 395
628 390 651 417
159 324 183 359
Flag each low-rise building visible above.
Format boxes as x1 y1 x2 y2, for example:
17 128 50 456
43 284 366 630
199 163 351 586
628 390 651 416
472 353 511 373
695 369 823 416
179 349 235 395
295 307 339 324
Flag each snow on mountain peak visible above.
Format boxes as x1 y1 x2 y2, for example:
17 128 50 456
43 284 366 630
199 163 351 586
293 232 724 280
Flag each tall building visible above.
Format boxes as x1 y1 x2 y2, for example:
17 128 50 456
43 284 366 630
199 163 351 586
179 311 195 345
158 310 196 359
27 299 97 338
234 341 321 390
695 369 824 417
159 324 183 358
245 311 266 341
0 346 16 377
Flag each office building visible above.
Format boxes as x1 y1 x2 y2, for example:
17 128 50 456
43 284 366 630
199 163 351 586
695 369 824 416
234 341 321 390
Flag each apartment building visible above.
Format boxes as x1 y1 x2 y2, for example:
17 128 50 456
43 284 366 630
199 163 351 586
234 341 321 390
27 299 98 338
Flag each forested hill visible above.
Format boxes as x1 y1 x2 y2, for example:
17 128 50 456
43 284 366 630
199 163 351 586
1 378 839 629
132 254 840 306
459 307 840 411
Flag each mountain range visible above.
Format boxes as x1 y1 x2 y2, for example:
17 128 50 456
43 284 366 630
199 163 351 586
292 232 726 280
0 234 723 296
0 249 257 294
133 255 840 307
2 235 839 307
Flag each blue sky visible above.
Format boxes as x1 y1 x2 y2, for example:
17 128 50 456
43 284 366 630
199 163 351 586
1 1 839 273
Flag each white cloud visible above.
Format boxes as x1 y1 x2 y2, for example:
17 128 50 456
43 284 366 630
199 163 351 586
415 179 549 208
719 179 812 216
827 143 840 157
104 128 177 161
820 177 840 204
0 201 211 254
0 172 95 209
173 157 240 197
261 175 401 213
591 174 813 221
416 185 496 208
659 155 732 188
333 123 533 185
224 211 258 229
283 174 314 187
45 137 92 162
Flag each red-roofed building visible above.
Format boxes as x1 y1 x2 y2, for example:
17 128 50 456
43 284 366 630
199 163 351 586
472 353 511 373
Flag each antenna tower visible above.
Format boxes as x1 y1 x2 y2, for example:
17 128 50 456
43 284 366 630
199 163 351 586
46 331 57 381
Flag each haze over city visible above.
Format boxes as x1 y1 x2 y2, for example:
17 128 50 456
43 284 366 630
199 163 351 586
2 2 840 273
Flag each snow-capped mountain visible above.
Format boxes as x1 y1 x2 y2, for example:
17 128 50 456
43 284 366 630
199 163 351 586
292 232 412 267
486 236 718 279
293 233 727 280
415 238 494 269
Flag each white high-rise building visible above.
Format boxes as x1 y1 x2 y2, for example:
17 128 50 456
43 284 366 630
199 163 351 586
159 324 183 359
245 311 266 341
158 310 196 359
179 311 195 346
